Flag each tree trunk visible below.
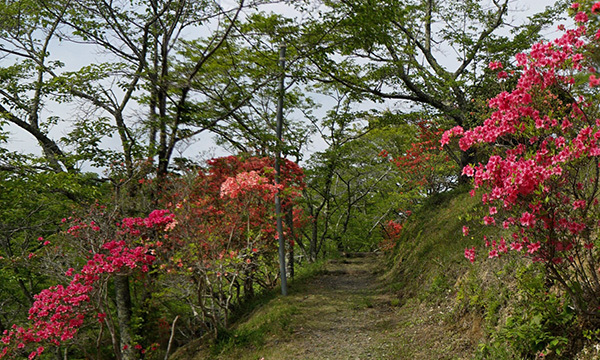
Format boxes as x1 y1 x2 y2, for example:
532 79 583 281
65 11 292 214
244 274 254 301
114 274 136 360
310 219 318 262
285 206 295 278
334 235 344 254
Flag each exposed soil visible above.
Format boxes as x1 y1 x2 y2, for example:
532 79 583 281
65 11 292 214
209 253 479 360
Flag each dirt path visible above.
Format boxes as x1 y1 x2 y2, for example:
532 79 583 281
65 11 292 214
179 253 477 359
238 253 475 359
274 253 400 359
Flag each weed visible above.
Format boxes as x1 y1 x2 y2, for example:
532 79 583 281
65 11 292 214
351 296 374 310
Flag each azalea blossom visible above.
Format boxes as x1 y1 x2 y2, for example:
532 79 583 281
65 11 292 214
462 226 470 236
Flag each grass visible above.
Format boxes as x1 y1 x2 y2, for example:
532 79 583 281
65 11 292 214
350 295 374 310
386 186 485 301
209 301 299 357
383 186 589 359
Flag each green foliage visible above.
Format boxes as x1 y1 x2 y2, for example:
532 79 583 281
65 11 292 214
0 0 578 358
421 273 452 302
302 104 435 259
60 116 122 167
389 186 481 299
501 266 573 358
468 263 575 359
296 0 566 131
451 222 577 359
176 27 315 160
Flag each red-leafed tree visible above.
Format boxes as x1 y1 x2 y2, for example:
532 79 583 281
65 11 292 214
393 120 457 196
154 155 305 334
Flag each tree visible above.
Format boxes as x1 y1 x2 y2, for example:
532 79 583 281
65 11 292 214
392 118 457 196
51 0 250 177
301 85 412 258
0 151 102 345
300 86 368 259
157 155 305 333
0 4 299 357
0 206 174 359
0 0 75 172
0 154 305 359
175 13 315 162
0 0 297 179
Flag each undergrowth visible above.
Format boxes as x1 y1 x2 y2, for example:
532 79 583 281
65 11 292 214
169 260 326 360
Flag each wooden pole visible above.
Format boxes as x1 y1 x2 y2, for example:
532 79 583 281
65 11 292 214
275 44 288 296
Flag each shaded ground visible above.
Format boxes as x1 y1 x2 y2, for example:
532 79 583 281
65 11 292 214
181 253 479 359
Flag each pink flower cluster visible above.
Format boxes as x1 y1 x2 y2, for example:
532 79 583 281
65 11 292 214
121 209 175 236
464 247 476 263
66 219 100 236
0 210 174 358
220 170 283 199
445 4 600 265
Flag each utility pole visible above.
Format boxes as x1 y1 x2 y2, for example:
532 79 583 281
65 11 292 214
275 44 288 296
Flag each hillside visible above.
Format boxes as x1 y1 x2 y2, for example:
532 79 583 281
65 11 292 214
172 253 477 359
173 187 600 359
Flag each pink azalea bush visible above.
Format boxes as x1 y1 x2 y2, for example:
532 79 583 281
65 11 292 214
443 1 600 321
0 209 174 359
157 156 305 333
220 170 283 200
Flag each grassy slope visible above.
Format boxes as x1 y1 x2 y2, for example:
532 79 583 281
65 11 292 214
387 186 483 302
388 188 600 359
169 261 327 360
381 187 499 356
